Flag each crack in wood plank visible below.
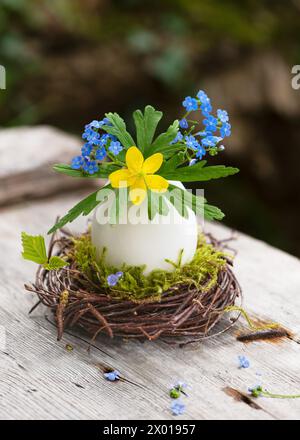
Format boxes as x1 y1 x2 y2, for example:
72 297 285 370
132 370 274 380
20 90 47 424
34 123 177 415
2 351 27 372
42 317 150 391
223 387 276 418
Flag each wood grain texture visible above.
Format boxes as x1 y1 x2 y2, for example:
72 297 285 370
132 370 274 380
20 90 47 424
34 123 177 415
0 126 98 206
0 193 300 420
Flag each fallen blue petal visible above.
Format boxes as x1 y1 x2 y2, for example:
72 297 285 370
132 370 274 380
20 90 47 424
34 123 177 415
172 381 188 390
104 370 121 381
171 400 185 416
238 355 250 369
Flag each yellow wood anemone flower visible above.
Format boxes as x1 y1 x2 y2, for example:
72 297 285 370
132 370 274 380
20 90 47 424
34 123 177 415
109 146 169 205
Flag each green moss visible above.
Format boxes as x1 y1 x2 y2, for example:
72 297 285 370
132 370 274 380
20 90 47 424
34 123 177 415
72 233 229 302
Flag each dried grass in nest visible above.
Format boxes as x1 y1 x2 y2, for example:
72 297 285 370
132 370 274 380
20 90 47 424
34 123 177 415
24 229 242 345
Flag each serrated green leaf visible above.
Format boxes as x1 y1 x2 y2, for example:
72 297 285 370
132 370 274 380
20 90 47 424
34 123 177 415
161 163 239 182
158 143 186 160
103 112 136 149
53 163 119 179
21 232 48 265
147 120 180 157
159 152 188 175
133 106 163 154
48 187 112 234
204 204 225 221
44 256 69 271
168 185 225 221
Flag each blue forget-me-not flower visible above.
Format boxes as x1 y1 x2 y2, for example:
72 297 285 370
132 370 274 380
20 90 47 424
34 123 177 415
182 96 198 112
104 370 121 381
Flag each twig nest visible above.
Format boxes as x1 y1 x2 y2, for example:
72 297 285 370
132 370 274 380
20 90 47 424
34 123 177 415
25 230 241 345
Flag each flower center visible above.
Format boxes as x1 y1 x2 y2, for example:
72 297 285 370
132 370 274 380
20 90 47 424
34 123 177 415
136 170 145 178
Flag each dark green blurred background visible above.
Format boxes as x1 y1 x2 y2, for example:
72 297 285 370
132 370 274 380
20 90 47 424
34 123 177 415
1 0 300 256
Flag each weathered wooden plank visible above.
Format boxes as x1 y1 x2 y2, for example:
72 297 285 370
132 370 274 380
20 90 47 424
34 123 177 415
0 193 300 420
0 126 98 206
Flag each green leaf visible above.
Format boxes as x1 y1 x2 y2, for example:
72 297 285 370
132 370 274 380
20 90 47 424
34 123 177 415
48 187 111 234
53 163 119 179
108 188 129 224
159 143 185 160
204 204 225 221
103 112 136 149
158 151 186 175
167 185 189 218
168 184 224 221
21 232 48 265
147 120 180 157
147 191 169 220
161 163 239 182
21 233 70 270
133 105 163 154
44 256 69 271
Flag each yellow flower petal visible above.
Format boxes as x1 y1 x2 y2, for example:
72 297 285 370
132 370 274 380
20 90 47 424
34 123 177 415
126 146 144 174
129 177 147 205
142 153 163 174
109 169 134 188
144 174 169 193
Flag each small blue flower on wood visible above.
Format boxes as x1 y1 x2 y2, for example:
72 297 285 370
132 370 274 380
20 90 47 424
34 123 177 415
248 385 262 397
238 355 250 369
170 380 188 398
104 370 121 381
172 381 187 391
171 400 185 416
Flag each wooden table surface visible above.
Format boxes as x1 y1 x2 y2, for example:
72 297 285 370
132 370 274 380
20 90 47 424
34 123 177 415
1 192 300 420
0 127 299 420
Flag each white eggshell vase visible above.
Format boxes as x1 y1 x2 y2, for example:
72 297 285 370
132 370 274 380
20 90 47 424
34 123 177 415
91 181 198 274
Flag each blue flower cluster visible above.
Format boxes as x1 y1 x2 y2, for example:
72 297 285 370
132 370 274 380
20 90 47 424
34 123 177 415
169 380 188 416
71 118 124 175
172 90 231 165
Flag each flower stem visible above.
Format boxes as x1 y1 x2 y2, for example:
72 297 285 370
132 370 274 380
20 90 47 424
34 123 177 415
224 305 280 331
262 391 300 399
